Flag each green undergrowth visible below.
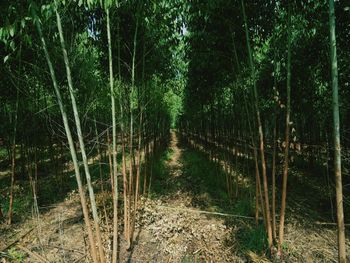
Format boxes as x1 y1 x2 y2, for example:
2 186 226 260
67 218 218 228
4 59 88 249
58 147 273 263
148 149 171 197
181 149 229 205
236 223 268 254
0 148 8 160
165 149 174 161
6 247 26 262
149 137 257 215
232 199 255 218
0 182 32 223
0 170 79 223
149 136 270 259
0 151 111 223
181 140 270 257
180 255 196 263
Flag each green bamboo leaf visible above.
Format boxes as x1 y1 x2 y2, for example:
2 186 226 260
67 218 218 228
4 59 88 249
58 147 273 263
10 40 15 50
9 26 15 37
4 55 9 63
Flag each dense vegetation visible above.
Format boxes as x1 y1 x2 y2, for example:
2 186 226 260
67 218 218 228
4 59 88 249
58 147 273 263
0 0 349 262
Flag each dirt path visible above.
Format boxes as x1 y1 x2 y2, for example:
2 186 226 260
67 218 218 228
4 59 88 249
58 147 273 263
168 130 182 169
122 131 245 262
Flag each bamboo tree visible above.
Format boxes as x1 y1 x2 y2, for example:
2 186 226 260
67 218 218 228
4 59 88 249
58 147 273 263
329 0 346 261
111 6 129 240
106 6 119 263
128 13 139 247
94 116 109 228
54 4 106 262
131 32 146 240
271 15 279 242
271 114 277 241
7 88 19 225
278 1 292 252
231 35 265 226
243 93 265 226
241 0 273 247
33 11 98 263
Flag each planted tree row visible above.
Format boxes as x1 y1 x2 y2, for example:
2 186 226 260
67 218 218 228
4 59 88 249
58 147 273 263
179 0 349 260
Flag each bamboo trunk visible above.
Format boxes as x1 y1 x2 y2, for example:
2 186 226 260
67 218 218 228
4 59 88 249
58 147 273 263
241 0 273 247
55 5 105 262
278 1 292 252
34 12 98 263
328 0 346 261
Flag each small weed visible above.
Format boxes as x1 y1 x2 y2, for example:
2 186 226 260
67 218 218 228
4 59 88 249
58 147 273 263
165 149 174 161
181 255 195 263
0 147 8 159
8 247 26 262
282 241 289 251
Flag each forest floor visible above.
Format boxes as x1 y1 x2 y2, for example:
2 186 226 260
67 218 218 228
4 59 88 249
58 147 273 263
118 131 246 262
121 131 350 262
1 131 350 262
0 192 88 262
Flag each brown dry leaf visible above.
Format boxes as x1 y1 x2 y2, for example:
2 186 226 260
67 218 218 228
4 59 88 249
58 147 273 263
247 250 271 263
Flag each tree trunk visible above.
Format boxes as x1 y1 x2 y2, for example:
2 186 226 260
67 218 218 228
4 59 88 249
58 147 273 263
243 93 265 226
278 1 292 252
34 12 98 263
7 79 19 225
128 14 139 247
241 0 273 247
329 0 346 261
106 8 119 263
271 115 277 241
55 5 105 262
94 117 109 229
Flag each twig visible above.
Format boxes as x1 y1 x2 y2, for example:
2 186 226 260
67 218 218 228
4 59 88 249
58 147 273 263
0 227 34 252
315 221 350 227
154 204 263 220
193 248 202 254
72 253 86 263
44 244 85 255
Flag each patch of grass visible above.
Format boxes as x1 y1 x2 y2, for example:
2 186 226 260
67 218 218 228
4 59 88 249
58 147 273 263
148 148 171 196
282 241 289 252
180 255 195 263
153 157 168 180
181 150 229 207
8 247 26 262
236 224 268 254
0 147 8 159
164 149 174 161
